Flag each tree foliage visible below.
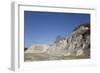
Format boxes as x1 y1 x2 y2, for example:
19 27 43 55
55 35 65 43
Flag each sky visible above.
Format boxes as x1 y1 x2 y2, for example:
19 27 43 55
24 11 90 48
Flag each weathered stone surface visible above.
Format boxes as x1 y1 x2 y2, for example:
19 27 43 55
24 23 90 61
24 44 50 61
25 44 49 53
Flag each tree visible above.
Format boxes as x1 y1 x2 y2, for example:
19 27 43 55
55 35 64 43
24 48 28 51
